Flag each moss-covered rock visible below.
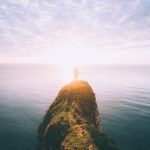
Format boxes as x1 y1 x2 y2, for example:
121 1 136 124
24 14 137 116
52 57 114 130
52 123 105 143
37 81 119 150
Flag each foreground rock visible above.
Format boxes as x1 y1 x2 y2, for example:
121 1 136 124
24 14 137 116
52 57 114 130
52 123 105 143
37 81 119 150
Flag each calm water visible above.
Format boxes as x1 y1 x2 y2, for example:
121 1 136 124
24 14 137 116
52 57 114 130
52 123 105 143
0 64 150 150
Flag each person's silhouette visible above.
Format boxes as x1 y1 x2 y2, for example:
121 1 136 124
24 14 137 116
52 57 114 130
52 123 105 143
73 66 79 81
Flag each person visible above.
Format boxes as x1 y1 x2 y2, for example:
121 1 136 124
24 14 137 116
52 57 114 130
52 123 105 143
73 66 79 81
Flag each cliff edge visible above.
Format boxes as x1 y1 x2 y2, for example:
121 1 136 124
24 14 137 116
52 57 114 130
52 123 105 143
37 81 119 150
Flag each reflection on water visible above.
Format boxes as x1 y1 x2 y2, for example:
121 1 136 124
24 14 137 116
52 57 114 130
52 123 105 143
0 64 150 150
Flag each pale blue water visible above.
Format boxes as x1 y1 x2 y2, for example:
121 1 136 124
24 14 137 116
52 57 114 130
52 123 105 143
0 64 150 150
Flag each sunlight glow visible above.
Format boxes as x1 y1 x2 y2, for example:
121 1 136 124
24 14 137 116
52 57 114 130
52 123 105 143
60 64 75 82
47 36 92 66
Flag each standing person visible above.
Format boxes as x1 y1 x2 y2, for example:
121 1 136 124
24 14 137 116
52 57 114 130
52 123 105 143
73 66 79 81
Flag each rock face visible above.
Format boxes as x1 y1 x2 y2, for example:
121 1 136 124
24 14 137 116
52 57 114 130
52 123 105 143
37 81 119 150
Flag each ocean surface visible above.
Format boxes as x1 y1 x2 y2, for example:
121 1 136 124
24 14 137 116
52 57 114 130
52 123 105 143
0 64 150 150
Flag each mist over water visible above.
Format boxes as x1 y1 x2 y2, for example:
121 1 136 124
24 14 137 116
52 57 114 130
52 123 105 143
0 64 150 150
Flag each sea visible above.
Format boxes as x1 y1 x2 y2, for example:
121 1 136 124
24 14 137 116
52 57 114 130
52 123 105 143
0 64 150 150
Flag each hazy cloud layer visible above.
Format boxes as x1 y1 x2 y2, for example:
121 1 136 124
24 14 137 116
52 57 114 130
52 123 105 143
0 0 150 64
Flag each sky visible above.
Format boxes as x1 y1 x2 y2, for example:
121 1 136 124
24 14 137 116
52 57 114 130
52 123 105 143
0 0 150 65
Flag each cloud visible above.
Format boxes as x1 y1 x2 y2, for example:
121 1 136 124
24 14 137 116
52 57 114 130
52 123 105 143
0 0 150 64
132 0 141 8
8 0 31 6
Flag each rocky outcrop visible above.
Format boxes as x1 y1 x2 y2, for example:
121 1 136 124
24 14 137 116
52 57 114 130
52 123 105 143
37 81 119 150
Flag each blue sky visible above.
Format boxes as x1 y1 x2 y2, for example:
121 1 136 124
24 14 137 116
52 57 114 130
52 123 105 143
0 0 150 64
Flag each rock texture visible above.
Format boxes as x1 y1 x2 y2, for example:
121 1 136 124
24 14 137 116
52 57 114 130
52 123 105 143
37 81 119 150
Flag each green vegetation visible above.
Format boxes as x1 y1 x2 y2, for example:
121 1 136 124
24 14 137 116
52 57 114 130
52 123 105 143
37 81 119 150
